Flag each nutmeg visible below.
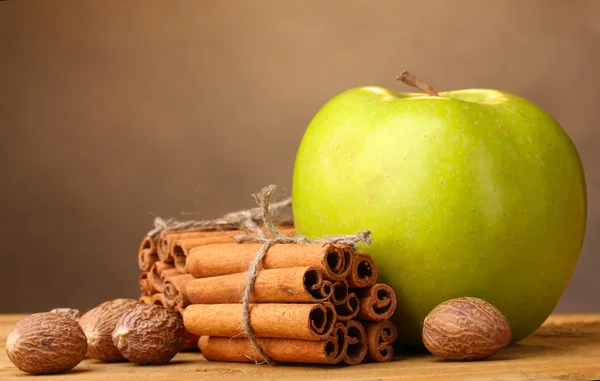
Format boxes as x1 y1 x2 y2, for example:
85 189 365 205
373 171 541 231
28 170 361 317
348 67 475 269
78 298 139 362
50 308 83 322
112 303 185 365
5 312 87 374
422 297 511 360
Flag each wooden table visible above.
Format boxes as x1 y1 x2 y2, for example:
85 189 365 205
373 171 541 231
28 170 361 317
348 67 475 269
1 314 599 380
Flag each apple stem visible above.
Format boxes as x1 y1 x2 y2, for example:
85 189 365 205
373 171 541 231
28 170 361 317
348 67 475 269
396 70 439 96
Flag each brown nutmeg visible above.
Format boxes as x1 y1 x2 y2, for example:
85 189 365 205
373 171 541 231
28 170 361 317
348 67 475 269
50 308 83 322
79 298 139 362
112 303 185 365
6 312 87 374
422 297 511 360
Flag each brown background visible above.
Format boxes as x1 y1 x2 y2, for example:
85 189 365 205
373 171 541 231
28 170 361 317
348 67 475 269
1 0 599 313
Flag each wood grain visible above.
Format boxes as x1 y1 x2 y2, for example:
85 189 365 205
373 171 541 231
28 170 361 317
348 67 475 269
1 314 599 380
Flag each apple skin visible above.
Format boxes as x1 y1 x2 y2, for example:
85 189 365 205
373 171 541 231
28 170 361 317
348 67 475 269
292 86 587 347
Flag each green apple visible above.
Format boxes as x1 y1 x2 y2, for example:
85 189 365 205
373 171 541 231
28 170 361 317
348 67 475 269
291 74 587 348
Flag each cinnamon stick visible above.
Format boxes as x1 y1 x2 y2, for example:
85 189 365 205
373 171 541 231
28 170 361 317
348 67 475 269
328 278 359 321
159 233 175 262
356 284 397 321
163 273 194 308
183 303 336 340
186 243 353 280
335 293 360 321
150 293 174 308
186 267 332 304
148 262 179 293
329 322 348 364
138 295 152 304
347 253 377 288
157 231 207 262
198 321 347 364
366 321 398 362
157 230 219 262
343 320 368 365
138 272 154 296
330 280 349 305
170 232 241 270
172 238 227 272
138 236 159 271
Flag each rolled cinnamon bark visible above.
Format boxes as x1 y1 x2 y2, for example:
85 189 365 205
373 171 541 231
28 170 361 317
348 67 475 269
137 236 158 271
157 231 198 262
150 293 174 308
329 322 348 364
157 233 174 262
170 233 240 270
330 280 349 305
183 303 336 340
356 284 397 321
335 293 360 321
347 253 377 288
139 295 152 304
138 272 154 296
158 231 196 262
366 321 398 362
148 262 179 293
343 320 368 365
198 321 347 364
186 243 353 280
159 229 251 262
163 273 194 307
186 267 332 304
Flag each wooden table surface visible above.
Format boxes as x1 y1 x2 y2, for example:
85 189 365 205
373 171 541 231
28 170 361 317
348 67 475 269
1 314 599 380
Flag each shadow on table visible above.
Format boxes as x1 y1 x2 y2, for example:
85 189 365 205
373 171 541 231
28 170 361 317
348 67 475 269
395 342 566 363
52 367 93 376
166 359 199 366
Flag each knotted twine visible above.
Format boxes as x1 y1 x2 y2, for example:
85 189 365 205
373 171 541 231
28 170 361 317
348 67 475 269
147 185 372 365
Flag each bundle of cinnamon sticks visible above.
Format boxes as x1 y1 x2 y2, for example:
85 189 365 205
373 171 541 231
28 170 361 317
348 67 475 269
181 233 399 365
136 225 398 364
